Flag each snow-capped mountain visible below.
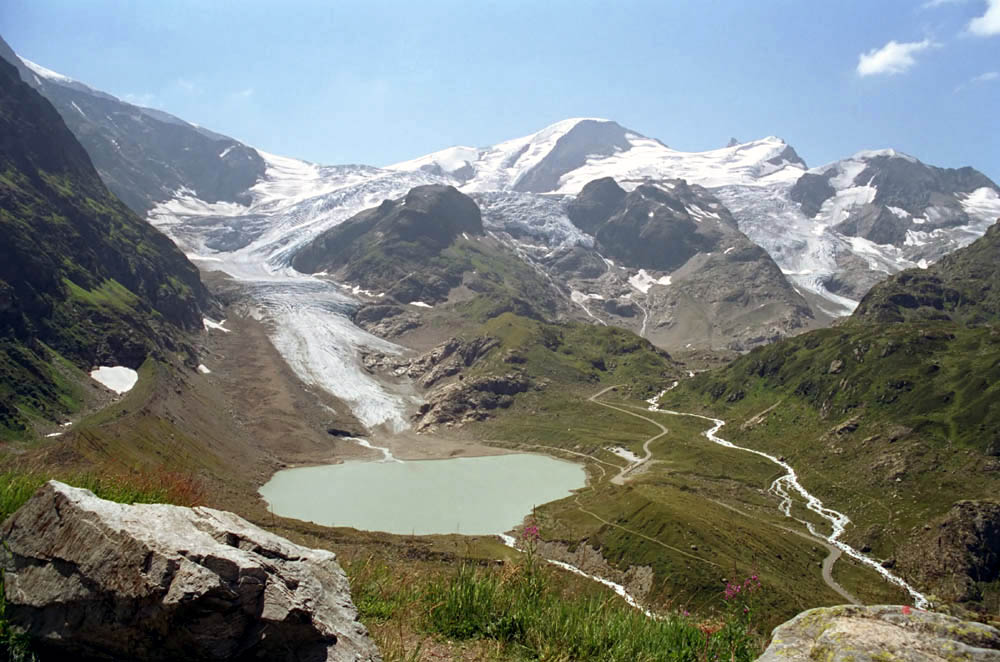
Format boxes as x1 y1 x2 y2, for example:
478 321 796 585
391 117 1000 317
388 118 807 193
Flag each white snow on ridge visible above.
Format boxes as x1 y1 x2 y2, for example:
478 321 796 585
20 57 75 84
554 135 805 194
391 118 615 193
388 145 481 176
848 148 918 164
90 366 139 394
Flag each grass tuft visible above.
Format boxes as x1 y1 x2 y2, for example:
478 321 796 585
349 556 766 662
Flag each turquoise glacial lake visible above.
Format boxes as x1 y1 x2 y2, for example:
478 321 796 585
259 453 586 535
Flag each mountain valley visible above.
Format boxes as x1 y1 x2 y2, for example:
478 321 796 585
1 28 999 662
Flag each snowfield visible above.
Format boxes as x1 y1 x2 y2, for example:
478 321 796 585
90 366 139 394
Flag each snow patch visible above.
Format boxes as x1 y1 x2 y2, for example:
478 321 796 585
90 366 139 394
197 364 212 374
203 317 231 333
628 269 671 294
606 446 642 464
409 301 432 308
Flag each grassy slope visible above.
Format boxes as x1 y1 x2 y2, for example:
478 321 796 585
427 314 910 627
656 320 1000 602
0 57 208 438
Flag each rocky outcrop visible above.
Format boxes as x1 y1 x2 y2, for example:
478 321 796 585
413 372 537 431
362 336 500 388
756 605 1000 662
898 500 1000 602
1 481 380 662
567 178 739 272
555 177 815 351
353 304 422 338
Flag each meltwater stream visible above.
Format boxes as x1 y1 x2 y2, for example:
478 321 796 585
648 398 929 608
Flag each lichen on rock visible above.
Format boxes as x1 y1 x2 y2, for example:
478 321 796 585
756 604 1000 662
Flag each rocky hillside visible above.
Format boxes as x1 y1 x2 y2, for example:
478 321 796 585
291 185 485 303
292 185 569 324
0 35 265 214
551 177 815 350
853 220 1000 324
790 151 997 248
0 55 210 437
566 177 739 271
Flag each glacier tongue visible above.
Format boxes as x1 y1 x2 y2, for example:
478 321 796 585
150 152 446 433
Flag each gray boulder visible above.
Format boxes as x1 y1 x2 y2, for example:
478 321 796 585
756 604 1000 662
1 480 381 661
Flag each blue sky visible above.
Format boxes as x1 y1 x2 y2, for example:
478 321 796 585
2 1 998 179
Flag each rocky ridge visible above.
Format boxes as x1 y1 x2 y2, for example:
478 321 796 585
0 35 265 214
360 335 539 431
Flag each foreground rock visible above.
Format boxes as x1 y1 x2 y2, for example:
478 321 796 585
756 605 1000 662
1 481 380 662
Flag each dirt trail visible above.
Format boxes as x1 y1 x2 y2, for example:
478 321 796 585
587 386 667 485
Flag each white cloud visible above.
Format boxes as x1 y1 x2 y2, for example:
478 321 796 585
856 39 937 76
954 70 998 91
968 0 1000 35
921 0 967 8
235 87 254 98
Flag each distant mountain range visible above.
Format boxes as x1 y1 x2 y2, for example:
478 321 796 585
2 36 998 359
